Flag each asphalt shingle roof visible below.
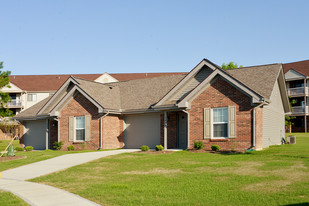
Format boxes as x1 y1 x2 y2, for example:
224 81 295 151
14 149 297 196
225 64 281 100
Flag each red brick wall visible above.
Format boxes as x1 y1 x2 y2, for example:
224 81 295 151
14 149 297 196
56 92 124 150
59 93 100 150
160 112 177 148
188 76 255 151
49 120 58 149
102 115 124 149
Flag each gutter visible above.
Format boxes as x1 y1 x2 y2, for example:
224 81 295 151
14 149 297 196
99 112 109 150
252 100 267 149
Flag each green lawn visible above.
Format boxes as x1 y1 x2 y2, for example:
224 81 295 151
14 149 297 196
0 140 97 172
0 139 20 151
0 190 29 206
31 133 309 206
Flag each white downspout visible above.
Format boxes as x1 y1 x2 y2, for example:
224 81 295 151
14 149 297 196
99 113 109 150
181 110 190 149
252 101 267 148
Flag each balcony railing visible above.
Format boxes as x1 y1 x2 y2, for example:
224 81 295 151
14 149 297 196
7 100 22 108
288 87 309 96
291 106 309 114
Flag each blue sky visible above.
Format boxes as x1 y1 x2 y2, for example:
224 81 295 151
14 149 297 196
1 0 309 75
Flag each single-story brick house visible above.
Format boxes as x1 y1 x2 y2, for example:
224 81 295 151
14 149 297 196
14 59 290 151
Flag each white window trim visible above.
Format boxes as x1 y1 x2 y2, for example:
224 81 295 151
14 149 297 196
74 116 86 142
27 94 37 102
211 107 229 139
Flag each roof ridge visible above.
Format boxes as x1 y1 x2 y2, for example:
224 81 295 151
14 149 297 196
283 59 309 64
110 72 187 75
9 73 103 77
226 63 282 70
105 73 187 86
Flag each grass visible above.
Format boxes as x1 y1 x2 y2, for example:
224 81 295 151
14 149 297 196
0 139 20 151
0 190 29 206
0 139 99 172
31 133 309 206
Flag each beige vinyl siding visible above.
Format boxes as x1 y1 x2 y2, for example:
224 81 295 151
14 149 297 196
124 113 161 149
170 66 213 101
263 80 285 148
23 120 47 150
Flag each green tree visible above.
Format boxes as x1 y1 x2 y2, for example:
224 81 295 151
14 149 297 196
285 98 296 133
0 61 13 117
221 62 243 70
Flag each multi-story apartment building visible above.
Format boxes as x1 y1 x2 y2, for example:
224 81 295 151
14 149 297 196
283 60 309 132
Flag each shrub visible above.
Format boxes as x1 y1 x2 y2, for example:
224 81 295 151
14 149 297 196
67 145 75 151
211 145 220 151
15 147 24 151
25 146 33 151
155 145 164 151
53 141 64 150
140 145 149 151
194 141 204 150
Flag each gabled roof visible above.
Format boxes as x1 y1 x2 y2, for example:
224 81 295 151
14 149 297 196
9 72 187 92
15 74 185 119
109 72 188 82
15 58 290 119
9 74 102 92
225 64 281 100
283 60 309 76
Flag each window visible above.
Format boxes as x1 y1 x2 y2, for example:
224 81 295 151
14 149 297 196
27 94 37 102
75 116 85 141
212 107 228 138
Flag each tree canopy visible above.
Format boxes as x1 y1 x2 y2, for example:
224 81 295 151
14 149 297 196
221 62 243 70
0 61 13 117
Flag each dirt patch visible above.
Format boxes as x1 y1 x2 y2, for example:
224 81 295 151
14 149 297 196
243 161 309 193
122 168 182 175
0 156 26 162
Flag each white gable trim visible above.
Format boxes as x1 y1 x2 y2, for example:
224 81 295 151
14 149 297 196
95 73 119 83
285 69 306 81
277 66 291 113
155 59 218 106
1 82 24 93
177 69 263 108
49 85 104 116
37 77 80 115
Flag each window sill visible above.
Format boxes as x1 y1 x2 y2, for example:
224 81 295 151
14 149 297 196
73 141 85 144
210 138 229 142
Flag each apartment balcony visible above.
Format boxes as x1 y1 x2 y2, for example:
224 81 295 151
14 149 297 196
291 106 309 115
288 87 309 96
6 100 23 108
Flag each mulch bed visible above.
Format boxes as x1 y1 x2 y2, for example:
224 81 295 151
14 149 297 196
135 151 174 154
0 156 26 162
188 149 246 154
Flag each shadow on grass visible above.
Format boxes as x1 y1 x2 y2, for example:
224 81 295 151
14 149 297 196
281 203 309 206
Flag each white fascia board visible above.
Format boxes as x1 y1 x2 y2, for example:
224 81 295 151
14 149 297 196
278 66 291 113
37 77 79 115
178 69 263 108
155 59 217 106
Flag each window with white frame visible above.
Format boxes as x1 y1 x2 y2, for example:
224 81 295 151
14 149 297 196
27 94 37 102
212 107 228 138
75 116 85 141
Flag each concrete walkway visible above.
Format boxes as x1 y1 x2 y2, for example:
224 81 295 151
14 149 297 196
0 149 139 206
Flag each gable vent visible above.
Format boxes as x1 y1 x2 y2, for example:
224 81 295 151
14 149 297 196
171 66 212 101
